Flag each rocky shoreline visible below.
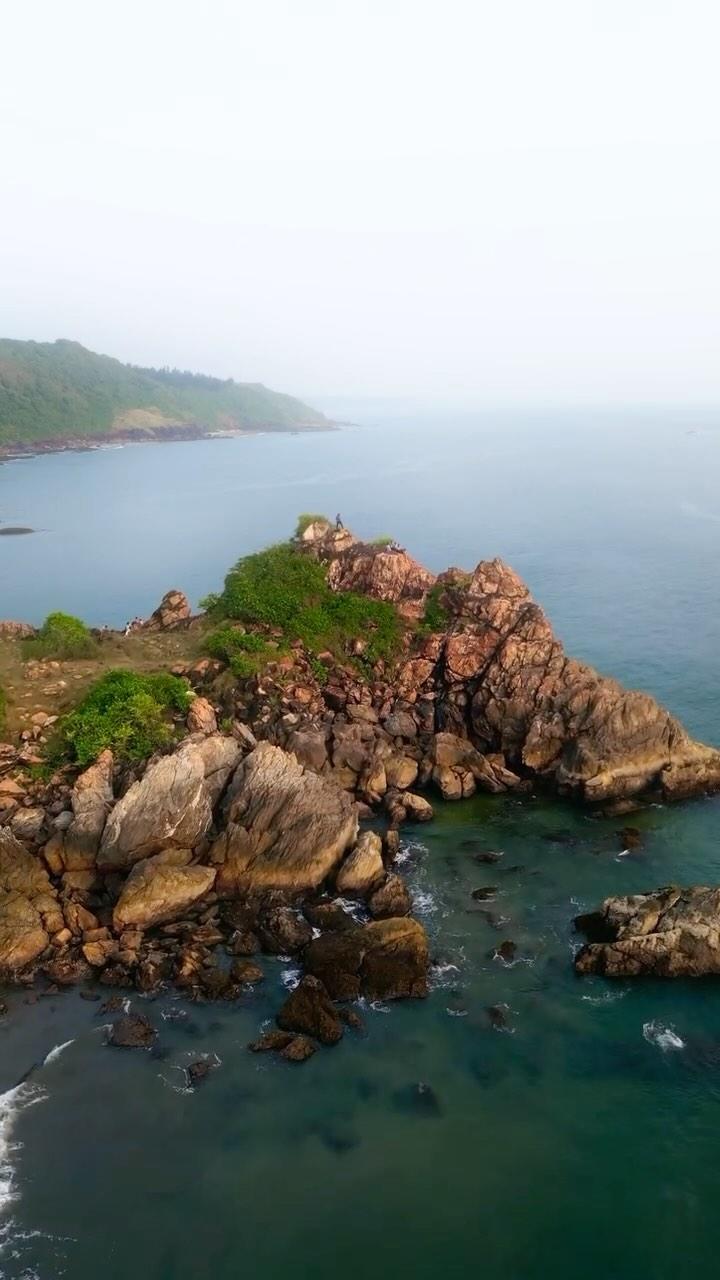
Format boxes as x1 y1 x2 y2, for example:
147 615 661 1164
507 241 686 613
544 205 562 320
2 517 720 1060
0 419 334 463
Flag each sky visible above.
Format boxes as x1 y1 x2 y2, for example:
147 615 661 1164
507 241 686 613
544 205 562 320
1 0 719 406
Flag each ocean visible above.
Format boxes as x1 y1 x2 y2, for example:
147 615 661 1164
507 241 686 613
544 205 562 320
1 405 719 1278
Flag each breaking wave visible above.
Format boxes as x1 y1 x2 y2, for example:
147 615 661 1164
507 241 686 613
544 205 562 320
643 1021 685 1051
41 1039 74 1067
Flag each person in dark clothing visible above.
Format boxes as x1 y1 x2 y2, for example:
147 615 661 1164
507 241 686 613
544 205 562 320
335 513 344 529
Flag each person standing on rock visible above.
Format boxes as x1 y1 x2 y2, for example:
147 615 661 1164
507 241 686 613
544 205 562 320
335 513 344 529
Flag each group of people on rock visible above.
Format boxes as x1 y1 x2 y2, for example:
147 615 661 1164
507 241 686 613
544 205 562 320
123 617 145 637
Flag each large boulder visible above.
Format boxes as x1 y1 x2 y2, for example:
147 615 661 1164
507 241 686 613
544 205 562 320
145 590 192 630
575 886 720 977
98 735 238 871
113 850 216 931
0 893 48 971
0 830 58 973
211 742 358 895
304 917 429 1000
335 831 385 896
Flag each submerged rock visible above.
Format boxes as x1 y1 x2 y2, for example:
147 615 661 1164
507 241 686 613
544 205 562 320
276 975 344 1046
108 1013 157 1048
575 886 720 977
392 1081 442 1117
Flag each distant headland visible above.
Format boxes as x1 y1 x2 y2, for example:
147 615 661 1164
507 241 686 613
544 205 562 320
0 338 331 458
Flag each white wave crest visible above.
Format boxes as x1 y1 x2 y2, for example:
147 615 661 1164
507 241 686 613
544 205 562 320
643 1020 685 1051
0 1083 48 1221
42 1039 75 1066
281 967 301 991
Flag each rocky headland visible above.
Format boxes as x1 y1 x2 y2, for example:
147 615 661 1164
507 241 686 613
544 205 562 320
1 516 719 1057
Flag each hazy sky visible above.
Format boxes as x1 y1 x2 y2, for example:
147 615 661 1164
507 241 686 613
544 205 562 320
2 0 719 404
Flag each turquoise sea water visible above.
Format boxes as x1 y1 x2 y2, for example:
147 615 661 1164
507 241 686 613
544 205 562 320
1 407 720 1278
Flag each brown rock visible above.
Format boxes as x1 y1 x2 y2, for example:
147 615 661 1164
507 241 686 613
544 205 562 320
82 939 117 967
257 905 313 955
0 620 36 639
368 873 412 919
186 697 217 735
230 959 264 984
335 831 385 896
108 1014 156 1048
0 893 48 972
113 853 216 931
280 1034 317 1062
248 1029 294 1053
304 916 429 1001
10 806 46 843
61 750 114 871
145 589 192 630
276 975 343 1045
575 885 720 977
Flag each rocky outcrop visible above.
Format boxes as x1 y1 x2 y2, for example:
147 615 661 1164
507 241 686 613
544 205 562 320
575 886 720 977
303 523 435 621
145 589 192 630
113 851 216 931
98 735 238 871
0 620 36 639
211 742 358 894
296 531 720 806
304 917 429 1000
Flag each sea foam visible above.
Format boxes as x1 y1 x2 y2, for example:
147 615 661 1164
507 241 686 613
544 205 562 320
643 1020 685 1051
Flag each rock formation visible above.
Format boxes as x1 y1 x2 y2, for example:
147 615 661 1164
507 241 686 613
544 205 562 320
575 886 720 977
211 741 359 894
144 589 192 630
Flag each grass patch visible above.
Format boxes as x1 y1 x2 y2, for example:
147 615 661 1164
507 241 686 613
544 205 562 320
0 685 6 733
53 669 191 766
419 582 450 633
369 534 393 547
295 512 330 537
208 542 402 669
22 612 98 661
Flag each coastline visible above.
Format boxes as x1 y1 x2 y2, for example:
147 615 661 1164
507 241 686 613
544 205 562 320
0 420 337 463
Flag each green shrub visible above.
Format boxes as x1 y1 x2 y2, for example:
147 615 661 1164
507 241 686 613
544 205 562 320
420 582 450 633
22 612 97 660
206 625 280 678
55 669 191 766
295 512 329 538
369 534 393 547
212 542 401 667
